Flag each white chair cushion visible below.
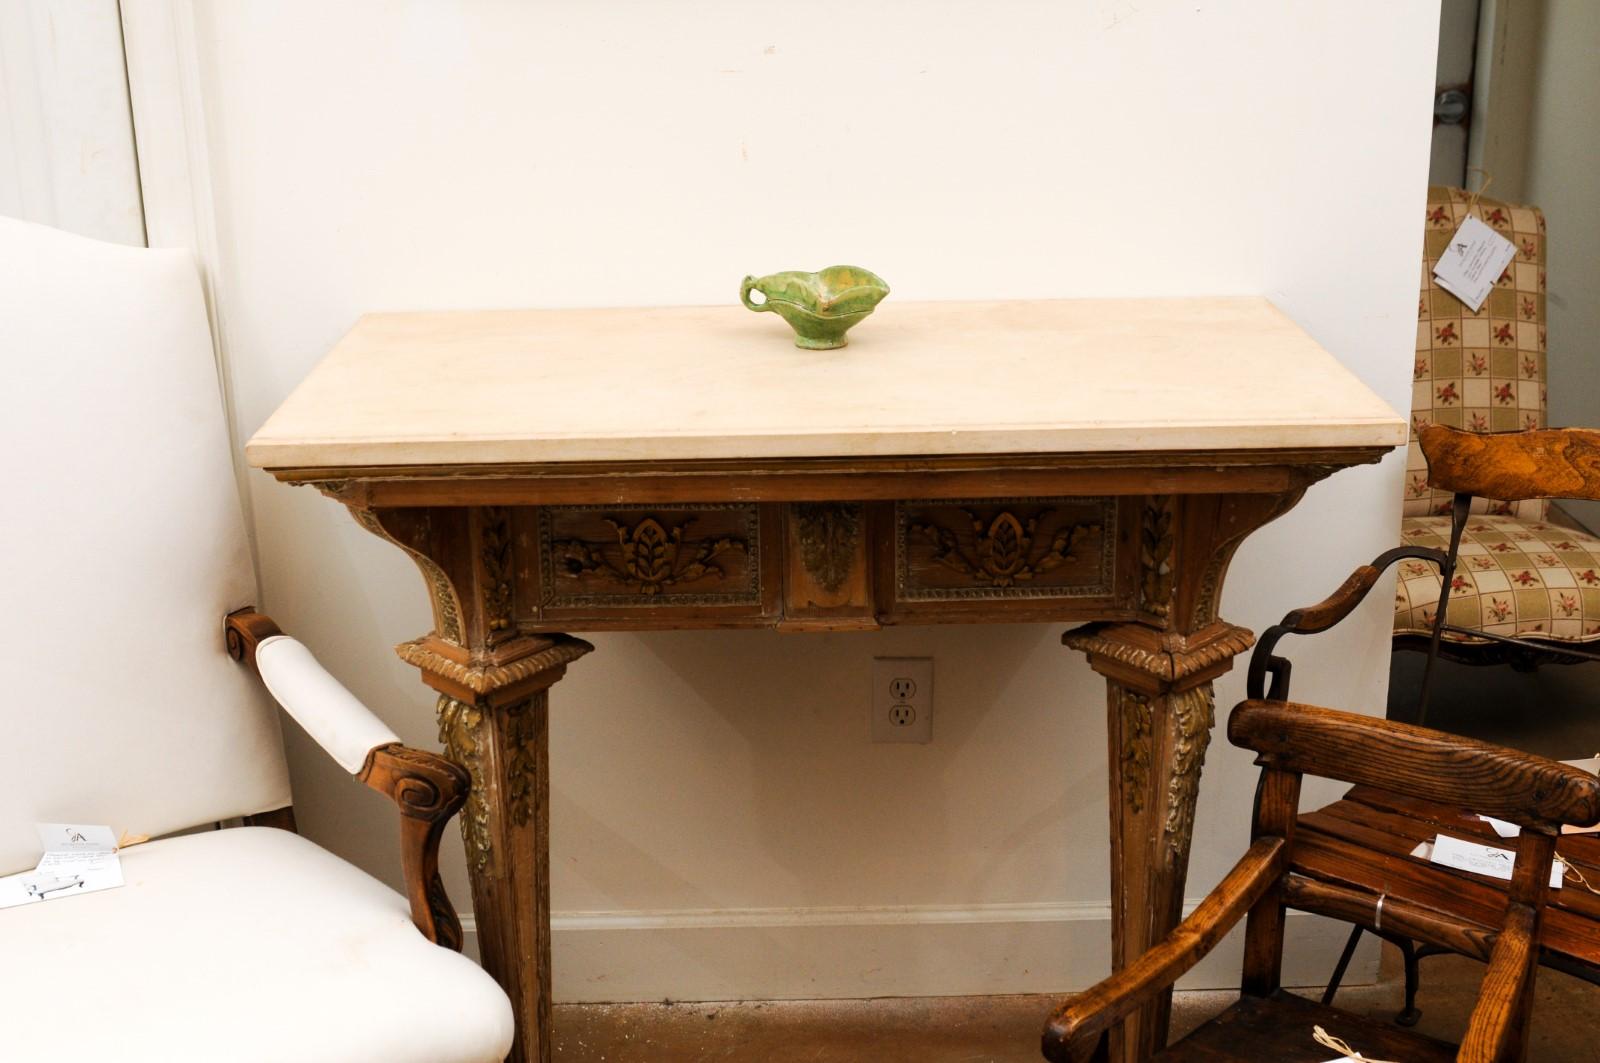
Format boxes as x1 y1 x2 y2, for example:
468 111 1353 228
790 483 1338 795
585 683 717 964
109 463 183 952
0 827 513 1062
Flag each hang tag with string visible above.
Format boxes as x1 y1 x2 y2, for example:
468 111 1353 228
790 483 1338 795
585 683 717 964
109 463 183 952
1433 215 1516 312
1433 173 1516 312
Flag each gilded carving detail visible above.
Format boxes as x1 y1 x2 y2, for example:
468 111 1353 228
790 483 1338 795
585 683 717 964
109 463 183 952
1063 622 1255 685
1119 691 1154 814
352 508 463 643
435 694 546 873
1139 496 1175 619
911 509 1100 588
479 507 514 634
396 634 593 696
794 502 862 592
1162 685 1215 864
436 695 491 873
553 516 746 595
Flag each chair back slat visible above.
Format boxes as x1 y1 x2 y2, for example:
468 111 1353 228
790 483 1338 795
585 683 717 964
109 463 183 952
1420 424 1600 503
1228 700 1600 829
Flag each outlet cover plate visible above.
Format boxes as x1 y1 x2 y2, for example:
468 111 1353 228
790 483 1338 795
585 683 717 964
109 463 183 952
872 657 932 743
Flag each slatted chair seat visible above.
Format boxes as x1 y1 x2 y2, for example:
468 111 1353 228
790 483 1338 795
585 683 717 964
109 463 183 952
1297 787 1600 979
1042 700 1600 1063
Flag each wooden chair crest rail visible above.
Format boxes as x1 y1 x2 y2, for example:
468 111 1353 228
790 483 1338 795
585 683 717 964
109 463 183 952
1042 699 1600 1063
1251 423 1600 1032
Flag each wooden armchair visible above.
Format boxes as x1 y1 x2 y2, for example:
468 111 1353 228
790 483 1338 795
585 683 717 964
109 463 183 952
1259 424 1600 1027
1041 700 1600 1062
0 218 512 1060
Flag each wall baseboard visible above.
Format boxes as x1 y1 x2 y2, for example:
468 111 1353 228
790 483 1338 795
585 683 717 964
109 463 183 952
457 901 1378 1003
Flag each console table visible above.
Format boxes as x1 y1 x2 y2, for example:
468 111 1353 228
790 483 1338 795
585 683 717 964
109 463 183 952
247 297 1404 1063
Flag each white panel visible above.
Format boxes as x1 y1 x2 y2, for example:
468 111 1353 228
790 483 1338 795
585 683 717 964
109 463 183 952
0 0 143 243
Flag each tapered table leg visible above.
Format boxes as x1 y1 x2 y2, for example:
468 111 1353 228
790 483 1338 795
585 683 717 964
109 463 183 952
416 636 592 1063
1065 492 1303 1061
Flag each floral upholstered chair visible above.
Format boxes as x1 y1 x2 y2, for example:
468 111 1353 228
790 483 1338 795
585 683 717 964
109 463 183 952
1395 186 1600 665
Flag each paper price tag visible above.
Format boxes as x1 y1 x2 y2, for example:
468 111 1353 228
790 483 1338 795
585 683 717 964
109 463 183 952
1478 814 1521 839
0 823 124 909
1432 215 1517 312
1428 833 1564 889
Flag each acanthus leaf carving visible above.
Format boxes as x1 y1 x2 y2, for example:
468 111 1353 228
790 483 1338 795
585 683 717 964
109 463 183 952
1139 495 1175 619
553 515 745 595
794 502 862 592
436 695 491 874
1163 684 1215 864
479 506 514 635
912 508 1101 588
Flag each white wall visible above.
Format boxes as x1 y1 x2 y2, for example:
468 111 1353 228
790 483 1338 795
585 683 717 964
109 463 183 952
135 0 1435 1001
0 0 143 244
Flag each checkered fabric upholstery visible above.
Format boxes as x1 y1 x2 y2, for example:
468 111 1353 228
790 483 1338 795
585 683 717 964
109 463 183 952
1408 186 1547 520
1394 188 1600 643
1397 515 1600 642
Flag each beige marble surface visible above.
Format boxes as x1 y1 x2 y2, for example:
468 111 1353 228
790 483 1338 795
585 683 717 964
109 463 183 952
245 297 1406 469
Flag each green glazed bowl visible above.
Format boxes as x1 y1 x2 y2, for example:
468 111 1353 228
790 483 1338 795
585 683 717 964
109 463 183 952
740 265 890 349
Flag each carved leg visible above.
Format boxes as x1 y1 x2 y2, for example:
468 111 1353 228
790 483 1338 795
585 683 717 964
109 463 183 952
345 503 597 1061
1066 492 1303 1060
1073 623 1243 1061
421 636 591 1063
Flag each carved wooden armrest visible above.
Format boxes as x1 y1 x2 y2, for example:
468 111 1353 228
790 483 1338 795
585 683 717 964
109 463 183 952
1244 545 1447 700
225 608 470 951
355 741 471 951
1041 837 1285 1063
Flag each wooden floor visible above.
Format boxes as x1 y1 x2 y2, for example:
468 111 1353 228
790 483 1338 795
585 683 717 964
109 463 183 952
551 953 1600 1061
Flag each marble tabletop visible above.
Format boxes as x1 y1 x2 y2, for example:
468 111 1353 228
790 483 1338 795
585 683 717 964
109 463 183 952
245 297 1406 469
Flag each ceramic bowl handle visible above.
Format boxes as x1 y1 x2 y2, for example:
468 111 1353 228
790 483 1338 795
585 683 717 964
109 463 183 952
740 276 771 312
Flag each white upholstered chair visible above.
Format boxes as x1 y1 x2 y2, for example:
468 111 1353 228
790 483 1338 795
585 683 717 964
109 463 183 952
0 218 514 1062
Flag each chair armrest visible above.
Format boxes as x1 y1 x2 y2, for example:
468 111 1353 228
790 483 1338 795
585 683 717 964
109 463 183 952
1041 837 1285 1063
225 609 470 950
1245 545 1447 700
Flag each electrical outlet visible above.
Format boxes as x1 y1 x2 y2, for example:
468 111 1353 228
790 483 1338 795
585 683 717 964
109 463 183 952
872 657 932 743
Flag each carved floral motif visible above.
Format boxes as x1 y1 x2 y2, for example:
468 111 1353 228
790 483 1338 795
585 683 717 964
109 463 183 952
552 516 746 595
794 502 862 592
911 508 1100 588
